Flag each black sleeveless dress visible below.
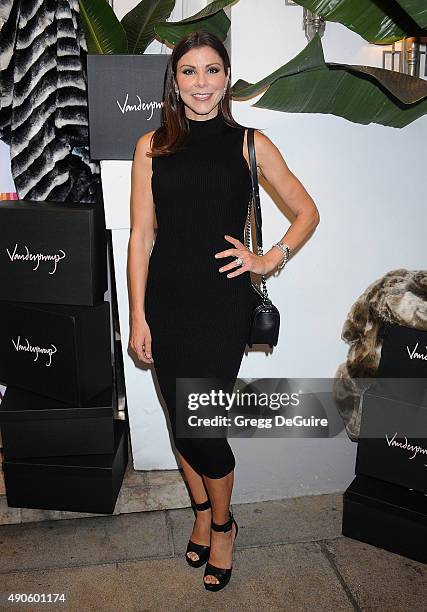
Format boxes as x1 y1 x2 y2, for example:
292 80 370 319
145 112 253 478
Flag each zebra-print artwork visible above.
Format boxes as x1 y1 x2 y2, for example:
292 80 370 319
0 0 100 202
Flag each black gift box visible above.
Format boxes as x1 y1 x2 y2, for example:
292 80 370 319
0 385 117 459
2 419 128 514
0 300 112 405
378 323 427 380
87 54 169 160
356 392 427 493
0 200 107 306
342 475 427 564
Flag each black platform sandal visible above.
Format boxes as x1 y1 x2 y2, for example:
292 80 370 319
185 499 212 568
203 510 239 592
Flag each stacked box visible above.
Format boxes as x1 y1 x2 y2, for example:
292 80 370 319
0 197 127 514
342 323 427 564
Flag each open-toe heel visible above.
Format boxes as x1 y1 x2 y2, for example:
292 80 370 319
203 510 238 592
185 499 212 568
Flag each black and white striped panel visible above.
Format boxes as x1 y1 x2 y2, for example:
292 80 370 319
0 0 100 203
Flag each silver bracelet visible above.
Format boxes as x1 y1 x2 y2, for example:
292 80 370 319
272 242 291 269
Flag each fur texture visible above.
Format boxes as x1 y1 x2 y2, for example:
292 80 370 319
334 269 427 441
0 0 100 202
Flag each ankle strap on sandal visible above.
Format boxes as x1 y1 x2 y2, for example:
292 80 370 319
193 499 211 512
211 510 233 532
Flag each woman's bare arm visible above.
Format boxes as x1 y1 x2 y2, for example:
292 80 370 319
252 129 320 272
217 130 320 278
127 130 156 362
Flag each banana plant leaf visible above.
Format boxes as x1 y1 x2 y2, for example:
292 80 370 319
121 0 176 54
231 34 427 128
292 0 427 44
397 0 427 29
154 0 234 45
79 0 128 54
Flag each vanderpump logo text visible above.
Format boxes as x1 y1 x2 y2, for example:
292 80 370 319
6 243 66 275
116 94 163 120
406 342 427 362
386 432 427 464
11 335 57 367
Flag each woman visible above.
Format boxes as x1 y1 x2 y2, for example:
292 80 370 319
128 31 319 592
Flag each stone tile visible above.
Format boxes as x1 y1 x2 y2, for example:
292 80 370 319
115 480 189 515
0 497 22 525
145 469 187 488
0 542 353 612
19 506 117 523
20 508 64 523
58 510 111 520
169 493 343 554
323 537 427 612
17 507 119 523
121 464 147 488
235 494 343 548
0 511 171 573
143 479 189 510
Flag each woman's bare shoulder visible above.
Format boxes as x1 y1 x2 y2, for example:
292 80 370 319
252 129 285 169
243 127 273 174
243 126 272 148
253 128 275 150
135 130 156 158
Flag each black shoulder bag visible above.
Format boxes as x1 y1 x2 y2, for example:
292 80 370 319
245 128 280 348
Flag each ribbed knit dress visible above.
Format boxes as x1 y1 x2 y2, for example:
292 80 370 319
144 112 253 478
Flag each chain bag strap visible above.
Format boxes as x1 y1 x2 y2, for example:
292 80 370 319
245 128 280 348
244 128 270 303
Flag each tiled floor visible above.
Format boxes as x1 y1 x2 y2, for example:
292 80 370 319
0 493 425 611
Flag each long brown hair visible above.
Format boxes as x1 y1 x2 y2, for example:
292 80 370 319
148 31 246 157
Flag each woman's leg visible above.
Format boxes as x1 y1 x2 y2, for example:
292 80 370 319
202 470 237 586
178 452 212 562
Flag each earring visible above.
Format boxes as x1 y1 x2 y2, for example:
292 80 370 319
222 84 227 100
175 89 180 101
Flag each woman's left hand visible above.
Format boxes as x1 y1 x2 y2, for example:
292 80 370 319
215 235 272 277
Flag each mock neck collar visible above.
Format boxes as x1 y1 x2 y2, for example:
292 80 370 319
187 112 225 133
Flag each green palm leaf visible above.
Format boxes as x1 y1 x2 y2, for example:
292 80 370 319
397 0 427 29
154 0 234 46
292 0 426 44
231 34 427 128
121 0 176 54
78 0 128 54
255 67 427 128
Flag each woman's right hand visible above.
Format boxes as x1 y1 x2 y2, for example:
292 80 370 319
130 317 154 364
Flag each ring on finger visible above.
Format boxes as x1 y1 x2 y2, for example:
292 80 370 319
235 257 243 267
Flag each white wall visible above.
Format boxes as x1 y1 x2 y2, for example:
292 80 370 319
229 0 426 501
108 0 426 501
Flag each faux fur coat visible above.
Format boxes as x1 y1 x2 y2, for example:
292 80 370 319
0 0 100 202
334 269 427 441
